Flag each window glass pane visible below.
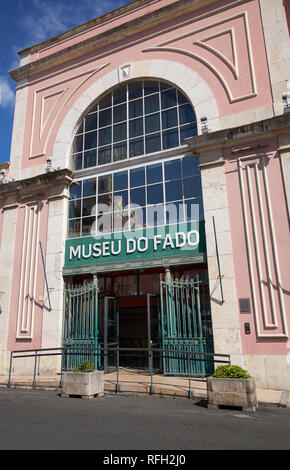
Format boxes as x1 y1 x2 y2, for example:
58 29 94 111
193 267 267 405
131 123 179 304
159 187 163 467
99 93 112 109
99 108 112 127
161 88 177 109
114 171 128 191
162 128 179 150
113 142 127 161
130 167 145 188
98 146 112 165
145 113 160 134
113 86 126 105
113 104 126 123
130 206 146 230
129 82 143 100
129 118 143 138
147 204 164 227
162 108 178 129
114 191 128 211
185 197 204 221
145 94 159 114
166 201 184 224
98 193 112 213
183 176 202 199
69 200 81 219
160 82 172 91
180 123 198 143
69 219 81 238
129 137 144 158
144 81 159 95
164 159 181 180
145 132 161 154
147 163 163 184
82 216 96 236
113 211 128 232
147 183 163 205
165 180 183 202
75 121 83 135
70 182 82 200
85 113 97 133
84 131 97 151
82 197 96 217
179 104 196 125
129 99 143 119
113 122 127 142
83 178 96 197
72 153 83 171
130 187 146 207
178 91 189 105
99 175 112 194
182 155 200 177
97 213 112 234
83 149 97 168
72 134 83 154
99 127 112 146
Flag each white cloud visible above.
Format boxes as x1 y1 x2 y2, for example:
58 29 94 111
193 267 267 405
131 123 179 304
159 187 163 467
0 77 15 110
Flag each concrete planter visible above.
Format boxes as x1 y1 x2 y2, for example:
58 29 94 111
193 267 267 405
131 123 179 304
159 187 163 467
207 376 257 412
62 371 104 399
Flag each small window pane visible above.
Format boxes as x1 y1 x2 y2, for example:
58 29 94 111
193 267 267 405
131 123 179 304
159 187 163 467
113 104 126 123
130 167 145 188
147 163 162 184
69 219 81 238
164 159 181 181
130 187 146 207
113 211 128 232
144 81 159 95
145 94 159 114
85 113 97 133
130 206 146 230
75 121 83 135
147 183 163 205
166 201 184 224
98 193 112 212
81 216 96 236
129 137 144 158
82 197 96 217
129 118 143 138
183 176 202 199
83 178 96 198
72 135 83 154
147 204 164 227
113 122 127 142
114 171 128 191
129 82 142 100
99 175 112 194
84 131 97 151
180 123 198 143
145 113 160 134
72 153 83 171
70 182 82 200
162 128 179 150
161 88 177 109
178 91 189 105
83 149 97 168
99 127 112 146
69 200 81 219
113 141 127 161
179 104 196 125
145 132 161 154
129 99 143 119
162 108 178 129
99 93 112 109
114 191 128 211
99 108 112 127
182 155 200 177
98 146 112 165
165 180 183 202
113 86 126 105
185 197 204 221
97 213 112 234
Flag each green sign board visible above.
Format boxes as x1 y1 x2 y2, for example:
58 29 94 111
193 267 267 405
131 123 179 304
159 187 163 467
64 221 206 270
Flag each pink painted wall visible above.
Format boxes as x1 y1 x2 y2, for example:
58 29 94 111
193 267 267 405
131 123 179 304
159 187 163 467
224 138 290 355
7 195 49 351
20 0 272 170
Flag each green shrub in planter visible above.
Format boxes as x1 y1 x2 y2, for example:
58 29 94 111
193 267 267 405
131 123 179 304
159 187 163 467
74 361 95 373
213 365 251 379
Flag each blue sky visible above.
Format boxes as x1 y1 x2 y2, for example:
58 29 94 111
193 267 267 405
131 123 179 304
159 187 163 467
0 0 131 164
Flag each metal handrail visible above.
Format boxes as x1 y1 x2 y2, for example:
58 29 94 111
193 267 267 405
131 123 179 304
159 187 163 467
7 346 231 398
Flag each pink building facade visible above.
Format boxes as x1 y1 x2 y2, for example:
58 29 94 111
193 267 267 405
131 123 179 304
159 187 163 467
0 0 289 390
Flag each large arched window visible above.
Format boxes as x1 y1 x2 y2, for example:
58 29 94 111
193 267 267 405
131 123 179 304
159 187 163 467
71 80 197 171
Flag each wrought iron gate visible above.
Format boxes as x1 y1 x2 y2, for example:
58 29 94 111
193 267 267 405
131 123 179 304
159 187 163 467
160 272 214 377
63 278 99 370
